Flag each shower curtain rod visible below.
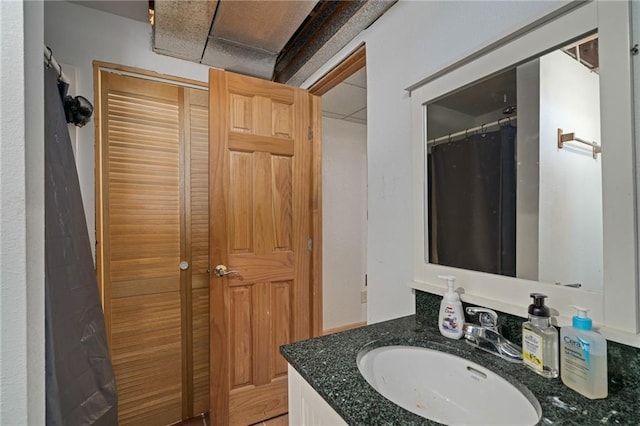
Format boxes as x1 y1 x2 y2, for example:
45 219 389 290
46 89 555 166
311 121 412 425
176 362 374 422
44 45 70 84
427 115 517 145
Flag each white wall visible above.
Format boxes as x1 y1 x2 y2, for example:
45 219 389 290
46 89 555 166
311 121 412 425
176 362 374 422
304 0 568 323
516 60 541 281
0 1 45 424
322 118 367 330
61 63 79 159
538 50 602 291
44 1 210 258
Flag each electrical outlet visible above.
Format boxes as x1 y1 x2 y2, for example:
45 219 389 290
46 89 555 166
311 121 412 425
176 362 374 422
361 290 367 304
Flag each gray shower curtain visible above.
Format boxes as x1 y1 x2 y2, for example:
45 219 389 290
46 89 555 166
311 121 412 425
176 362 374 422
45 66 118 425
429 126 516 276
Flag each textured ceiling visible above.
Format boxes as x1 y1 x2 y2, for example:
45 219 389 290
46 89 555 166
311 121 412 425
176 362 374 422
202 1 317 79
211 1 316 54
154 0 317 80
154 1 218 62
72 0 396 87
152 0 396 85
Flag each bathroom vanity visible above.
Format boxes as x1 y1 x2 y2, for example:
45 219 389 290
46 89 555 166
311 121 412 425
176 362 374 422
281 291 640 425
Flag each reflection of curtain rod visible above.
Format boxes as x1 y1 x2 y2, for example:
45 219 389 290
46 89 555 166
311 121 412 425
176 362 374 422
427 115 517 145
43 45 70 84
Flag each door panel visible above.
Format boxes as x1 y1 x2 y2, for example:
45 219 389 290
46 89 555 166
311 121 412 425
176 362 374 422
111 293 183 424
101 73 183 425
209 69 314 425
229 286 253 388
98 71 209 424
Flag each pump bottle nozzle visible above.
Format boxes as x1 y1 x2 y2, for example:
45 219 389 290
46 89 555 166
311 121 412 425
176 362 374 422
438 275 456 292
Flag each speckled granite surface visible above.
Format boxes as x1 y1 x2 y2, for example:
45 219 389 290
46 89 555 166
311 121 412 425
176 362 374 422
280 291 640 425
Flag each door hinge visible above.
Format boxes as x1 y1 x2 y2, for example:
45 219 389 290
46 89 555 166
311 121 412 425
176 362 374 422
308 126 313 142
308 238 313 252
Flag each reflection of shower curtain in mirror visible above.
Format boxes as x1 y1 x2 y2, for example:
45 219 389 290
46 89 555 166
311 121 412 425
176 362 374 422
429 126 516 276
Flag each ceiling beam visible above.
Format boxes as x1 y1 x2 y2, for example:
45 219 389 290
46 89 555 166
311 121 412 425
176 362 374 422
274 0 395 86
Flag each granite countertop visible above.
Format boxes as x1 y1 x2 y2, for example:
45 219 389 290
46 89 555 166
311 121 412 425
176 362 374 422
280 315 637 425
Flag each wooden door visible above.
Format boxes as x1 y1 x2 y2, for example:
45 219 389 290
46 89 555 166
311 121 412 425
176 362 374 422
209 69 316 425
96 70 209 425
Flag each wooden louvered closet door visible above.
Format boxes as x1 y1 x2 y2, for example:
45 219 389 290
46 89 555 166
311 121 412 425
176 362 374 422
96 70 209 425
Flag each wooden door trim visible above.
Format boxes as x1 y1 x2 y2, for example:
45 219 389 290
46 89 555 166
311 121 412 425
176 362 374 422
310 94 323 338
208 68 230 426
93 61 207 88
308 44 366 96
94 66 111 345
292 88 313 342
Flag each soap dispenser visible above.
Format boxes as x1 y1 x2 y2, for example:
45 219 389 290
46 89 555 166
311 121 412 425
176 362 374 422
522 293 559 378
560 306 607 399
437 275 464 339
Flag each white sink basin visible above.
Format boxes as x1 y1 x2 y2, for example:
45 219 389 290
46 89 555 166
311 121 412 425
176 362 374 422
357 345 541 426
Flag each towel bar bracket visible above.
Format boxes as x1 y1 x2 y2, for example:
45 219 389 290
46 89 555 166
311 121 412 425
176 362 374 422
557 128 601 159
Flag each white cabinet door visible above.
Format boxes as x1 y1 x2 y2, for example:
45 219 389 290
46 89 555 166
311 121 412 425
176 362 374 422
288 365 348 426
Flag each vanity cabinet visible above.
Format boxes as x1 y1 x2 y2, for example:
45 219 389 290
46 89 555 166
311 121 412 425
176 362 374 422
288 365 347 426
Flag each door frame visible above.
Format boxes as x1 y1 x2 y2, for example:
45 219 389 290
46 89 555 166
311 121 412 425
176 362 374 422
308 44 366 96
308 44 367 336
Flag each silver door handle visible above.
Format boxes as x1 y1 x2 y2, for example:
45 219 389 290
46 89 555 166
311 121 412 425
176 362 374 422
179 261 189 270
214 264 239 277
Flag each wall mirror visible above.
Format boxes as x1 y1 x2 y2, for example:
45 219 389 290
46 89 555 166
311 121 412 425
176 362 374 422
410 1 639 344
426 34 602 292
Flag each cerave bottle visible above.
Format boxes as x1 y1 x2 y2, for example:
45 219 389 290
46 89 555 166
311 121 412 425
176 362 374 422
560 306 607 399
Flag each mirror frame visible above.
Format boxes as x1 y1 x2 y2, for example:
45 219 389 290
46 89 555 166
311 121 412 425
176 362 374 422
409 1 639 346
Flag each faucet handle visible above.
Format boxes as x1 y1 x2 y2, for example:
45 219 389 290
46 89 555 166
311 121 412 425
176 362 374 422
465 307 498 328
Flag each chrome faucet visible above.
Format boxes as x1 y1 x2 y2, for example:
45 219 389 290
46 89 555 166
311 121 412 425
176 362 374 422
463 307 523 363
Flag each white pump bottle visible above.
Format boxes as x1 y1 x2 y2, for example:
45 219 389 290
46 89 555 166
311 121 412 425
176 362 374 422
560 306 607 399
437 275 465 339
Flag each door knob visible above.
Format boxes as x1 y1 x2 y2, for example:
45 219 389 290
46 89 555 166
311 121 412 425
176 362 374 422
214 264 239 277
179 261 189 270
